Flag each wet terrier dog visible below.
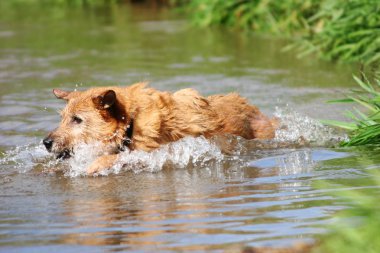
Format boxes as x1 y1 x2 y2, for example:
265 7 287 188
43 83 276 174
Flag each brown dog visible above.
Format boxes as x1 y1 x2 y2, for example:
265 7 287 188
43 83 276 174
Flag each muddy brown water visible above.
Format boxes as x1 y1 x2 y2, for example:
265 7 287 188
0 3 378 253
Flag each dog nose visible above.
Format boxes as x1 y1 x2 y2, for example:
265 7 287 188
43 137 53 151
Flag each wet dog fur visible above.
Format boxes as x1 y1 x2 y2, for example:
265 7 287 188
43 83 276 174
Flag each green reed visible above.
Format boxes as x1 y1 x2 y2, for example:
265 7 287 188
298 0 380 65
186 0 321 35
322 75 380 146
183 0 380 65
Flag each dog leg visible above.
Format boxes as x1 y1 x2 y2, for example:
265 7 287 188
86 154 119 174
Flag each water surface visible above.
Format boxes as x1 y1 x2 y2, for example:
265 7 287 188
0 3 377 252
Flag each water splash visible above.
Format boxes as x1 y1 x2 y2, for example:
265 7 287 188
0 136 223 177
273 106 348 146
0 143 56 174
66 136 224 177
0 108 348 177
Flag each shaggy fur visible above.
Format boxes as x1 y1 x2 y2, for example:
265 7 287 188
43 83 276 174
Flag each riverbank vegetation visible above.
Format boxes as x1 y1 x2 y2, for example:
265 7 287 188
324 75 380 146
182 0 380 65
313 171 380 253
3 0 379 65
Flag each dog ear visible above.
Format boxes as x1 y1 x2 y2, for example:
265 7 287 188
92 90 116 109
53 89 71 100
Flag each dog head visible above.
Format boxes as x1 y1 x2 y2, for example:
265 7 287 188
43 88 128 159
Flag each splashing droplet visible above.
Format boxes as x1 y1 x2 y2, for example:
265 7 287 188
273 106 347 146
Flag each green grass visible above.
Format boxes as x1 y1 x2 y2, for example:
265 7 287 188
297 0 380 65
186 0 322 35
322 75 380 146
313 172 380 253
182 0 380 65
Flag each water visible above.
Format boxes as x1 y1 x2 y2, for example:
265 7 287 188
0 2 378 252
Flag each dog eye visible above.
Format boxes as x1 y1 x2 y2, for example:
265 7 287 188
72 116 83 124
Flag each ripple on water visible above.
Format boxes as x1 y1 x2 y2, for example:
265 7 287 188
0 107 374 252
0 106 34 117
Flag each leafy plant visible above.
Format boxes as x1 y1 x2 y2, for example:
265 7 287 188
299 0 380 65
322 75 380 146
186 0 322 35
182 0 380 65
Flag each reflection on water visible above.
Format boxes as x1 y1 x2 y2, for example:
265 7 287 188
2 142 375 252
0 122 370 252
0 2 377 253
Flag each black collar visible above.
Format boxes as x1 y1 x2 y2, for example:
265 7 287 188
119 118 133 151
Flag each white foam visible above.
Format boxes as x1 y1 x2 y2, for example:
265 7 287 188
65 142 111 177
273 106 348 146
66 136 224 177
0 143 56 173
